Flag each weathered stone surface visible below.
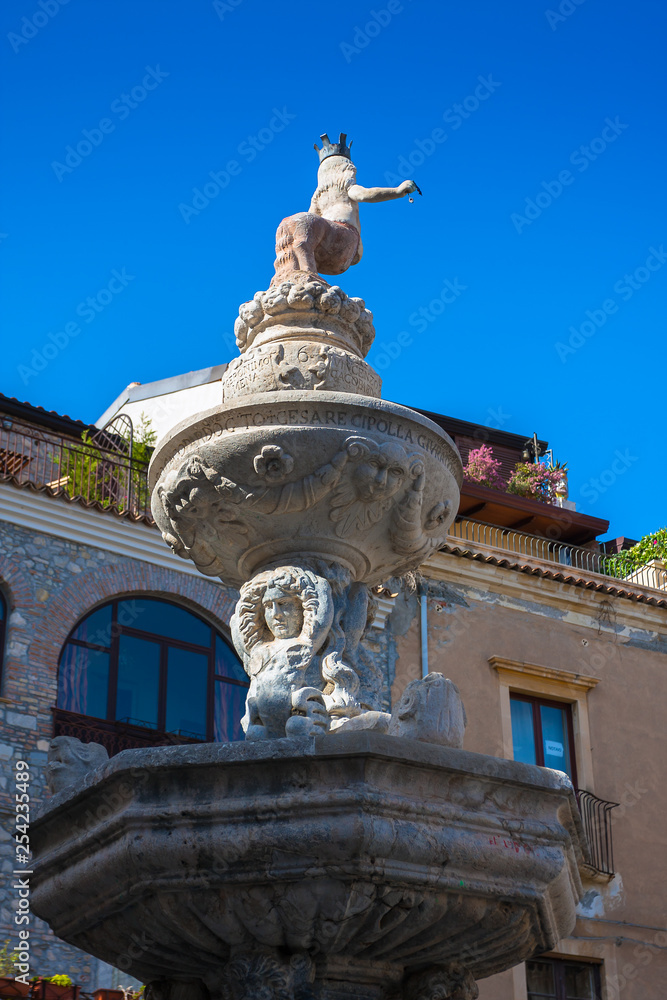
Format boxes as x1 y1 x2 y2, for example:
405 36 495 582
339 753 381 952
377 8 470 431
233 279 376 358
222 338 382 402
32 734 585 997
46 736 109 794
149 392 462 590
388 673 466 747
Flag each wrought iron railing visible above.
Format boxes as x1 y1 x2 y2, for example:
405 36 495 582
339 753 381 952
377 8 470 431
576 789 619 877
448 517 667 592
52 707 205 758
0 420 152 519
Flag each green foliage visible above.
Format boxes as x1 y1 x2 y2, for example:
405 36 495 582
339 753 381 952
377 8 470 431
55 413 155 515
132 412 157 465
605 528 667 577
0 940 19 977
43 977 73 987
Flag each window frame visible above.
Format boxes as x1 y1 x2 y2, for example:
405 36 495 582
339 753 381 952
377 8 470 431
526 956 602 1000
490 656 599 793
510 692 578 789
58 597 247 742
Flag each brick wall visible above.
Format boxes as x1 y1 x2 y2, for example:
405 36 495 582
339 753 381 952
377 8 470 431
0 519 238 990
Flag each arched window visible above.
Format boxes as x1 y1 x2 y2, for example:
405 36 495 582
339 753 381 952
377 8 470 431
58 598 247 744
0 591 6 684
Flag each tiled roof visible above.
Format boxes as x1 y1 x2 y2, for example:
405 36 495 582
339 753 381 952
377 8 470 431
441 542 667 609
0 393 93 435
1 475 155 527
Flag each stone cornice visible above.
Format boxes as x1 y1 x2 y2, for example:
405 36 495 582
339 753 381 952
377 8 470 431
488 656 600 691
423 550 667 635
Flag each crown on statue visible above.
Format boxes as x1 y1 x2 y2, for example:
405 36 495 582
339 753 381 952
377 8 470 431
313 132 353 163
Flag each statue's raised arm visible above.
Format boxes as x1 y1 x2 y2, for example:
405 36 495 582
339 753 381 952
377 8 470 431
273 132 419 283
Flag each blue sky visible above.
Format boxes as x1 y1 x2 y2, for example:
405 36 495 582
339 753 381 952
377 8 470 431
2 0 665 541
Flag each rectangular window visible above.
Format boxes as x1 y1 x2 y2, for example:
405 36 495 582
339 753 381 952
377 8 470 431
510 694 576 786
526 958 601 999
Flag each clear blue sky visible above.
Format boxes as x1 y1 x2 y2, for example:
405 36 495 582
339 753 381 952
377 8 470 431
2 0 665 541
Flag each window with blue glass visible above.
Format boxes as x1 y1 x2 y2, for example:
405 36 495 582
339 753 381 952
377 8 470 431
58 597 248 742
510 694 577 787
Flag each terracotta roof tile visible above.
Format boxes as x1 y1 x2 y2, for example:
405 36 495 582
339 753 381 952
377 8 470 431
441 543 667 609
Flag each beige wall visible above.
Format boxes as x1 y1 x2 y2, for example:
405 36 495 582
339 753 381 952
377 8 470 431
392 553 667 1000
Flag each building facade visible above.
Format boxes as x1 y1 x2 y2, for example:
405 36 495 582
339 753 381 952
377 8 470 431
0 374 664 999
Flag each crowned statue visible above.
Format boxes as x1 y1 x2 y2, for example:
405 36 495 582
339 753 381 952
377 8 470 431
273 132 420 283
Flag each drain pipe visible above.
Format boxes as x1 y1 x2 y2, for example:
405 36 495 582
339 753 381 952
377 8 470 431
420 588 429 678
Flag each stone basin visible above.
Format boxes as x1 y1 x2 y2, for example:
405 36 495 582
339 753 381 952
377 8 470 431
148 391 462 589
31 733 584 998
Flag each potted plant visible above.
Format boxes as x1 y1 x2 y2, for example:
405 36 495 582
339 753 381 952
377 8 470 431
507 461 563 504
32 976 79 1000
0 941 29 1000
94 988 143 1000
462 445 506 491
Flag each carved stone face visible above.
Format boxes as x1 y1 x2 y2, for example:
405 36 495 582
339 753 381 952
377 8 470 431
262 587 303 640
352 443 408 502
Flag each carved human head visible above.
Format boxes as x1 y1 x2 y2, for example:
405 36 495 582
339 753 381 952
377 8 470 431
234 566 334 653
262 584 304 640
352 442 409 502
46 736 109 794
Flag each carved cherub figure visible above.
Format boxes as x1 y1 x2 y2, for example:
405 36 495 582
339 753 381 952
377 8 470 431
231 566 334 739
273 132 420 282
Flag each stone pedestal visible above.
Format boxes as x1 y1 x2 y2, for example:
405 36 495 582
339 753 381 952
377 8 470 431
32 735 585 1000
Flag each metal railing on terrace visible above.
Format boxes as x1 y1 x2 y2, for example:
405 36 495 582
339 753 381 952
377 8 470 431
448 517 667 593
0 420 152 519
576 789 619 878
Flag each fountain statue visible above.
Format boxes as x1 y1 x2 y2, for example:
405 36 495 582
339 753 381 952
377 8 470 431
31 134 586 1000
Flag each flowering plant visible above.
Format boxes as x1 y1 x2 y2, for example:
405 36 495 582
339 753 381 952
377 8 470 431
607 527 667 576
506 462 563 503
462 445 506 490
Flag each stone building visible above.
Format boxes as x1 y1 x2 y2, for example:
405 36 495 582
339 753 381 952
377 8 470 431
0 371 665 1000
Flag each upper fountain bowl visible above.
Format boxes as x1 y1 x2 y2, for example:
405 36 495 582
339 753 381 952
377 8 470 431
148 390 462 589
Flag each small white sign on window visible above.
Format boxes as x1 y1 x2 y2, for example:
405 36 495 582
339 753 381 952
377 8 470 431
545 740 564 758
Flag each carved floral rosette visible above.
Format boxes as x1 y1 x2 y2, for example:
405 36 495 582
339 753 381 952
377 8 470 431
148 391 462 590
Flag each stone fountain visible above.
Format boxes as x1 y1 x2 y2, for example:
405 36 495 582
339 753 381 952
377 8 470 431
31 133 586 1000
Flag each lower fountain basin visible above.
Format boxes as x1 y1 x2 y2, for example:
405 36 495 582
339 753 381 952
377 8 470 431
31 733 584 996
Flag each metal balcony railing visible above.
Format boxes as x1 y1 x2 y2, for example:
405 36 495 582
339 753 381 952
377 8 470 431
52 707 205 758
576 789 619 877
448 517 667 593
0 420 152 519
